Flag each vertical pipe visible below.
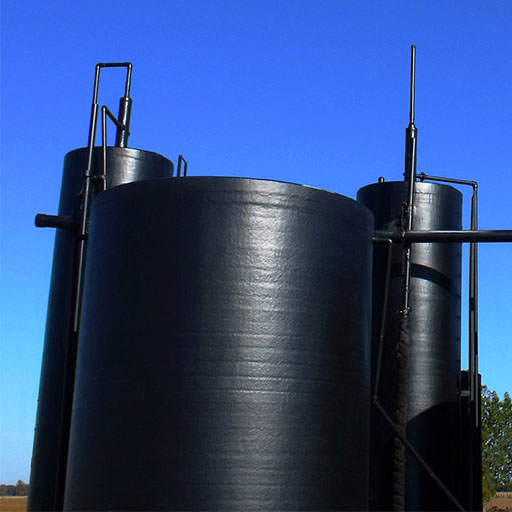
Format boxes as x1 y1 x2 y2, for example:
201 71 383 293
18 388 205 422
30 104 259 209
102 106 107 190
469 185 478 425
58 66 101 504
403 44 418 311
73 98 100 330
115 63 133 147
115 96 132 147
394 45 418 511
372 237 394 402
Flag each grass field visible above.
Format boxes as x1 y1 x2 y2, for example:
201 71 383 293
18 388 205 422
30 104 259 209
0 497 27 512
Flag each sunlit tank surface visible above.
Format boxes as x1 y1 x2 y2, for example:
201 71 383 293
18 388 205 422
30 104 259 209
63 177 373 511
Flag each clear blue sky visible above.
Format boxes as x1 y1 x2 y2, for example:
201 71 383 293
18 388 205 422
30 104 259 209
1 0 511 484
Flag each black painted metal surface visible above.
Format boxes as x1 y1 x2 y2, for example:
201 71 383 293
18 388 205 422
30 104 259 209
63 177 373 511
28 147 173 512
374 229 512 243
357 181 462 511
459 371 482 512
64 146 175 188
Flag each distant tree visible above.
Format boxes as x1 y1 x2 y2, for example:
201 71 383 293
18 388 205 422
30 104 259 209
0 484 16 496
0 482 29 496
482 386 512 501
14 480 29 496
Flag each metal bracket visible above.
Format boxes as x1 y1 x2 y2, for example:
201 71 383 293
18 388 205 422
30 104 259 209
177 155 188 177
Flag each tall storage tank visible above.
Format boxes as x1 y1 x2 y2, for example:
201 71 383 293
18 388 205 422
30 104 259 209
63 177 374 511
357 181 462 511
29 147 173 512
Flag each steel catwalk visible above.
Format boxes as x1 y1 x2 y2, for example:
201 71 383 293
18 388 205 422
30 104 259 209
63 177 373 511
357 181 462 511
28 147 173 512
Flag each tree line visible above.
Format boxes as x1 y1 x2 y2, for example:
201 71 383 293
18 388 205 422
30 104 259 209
482 386 512 501
0 480 29 496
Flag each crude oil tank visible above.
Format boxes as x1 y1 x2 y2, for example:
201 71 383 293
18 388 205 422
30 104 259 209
62 177 374 511
28 147 174 512
357 181 462 511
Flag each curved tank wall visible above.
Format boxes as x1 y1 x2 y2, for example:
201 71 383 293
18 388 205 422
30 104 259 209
357 181 462 511
63 177 374 511
28 147 174 512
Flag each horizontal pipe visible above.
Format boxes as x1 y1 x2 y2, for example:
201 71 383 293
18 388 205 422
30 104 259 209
96 62 133 69
374 229 512 244
418 172 477 189
35 214 77 230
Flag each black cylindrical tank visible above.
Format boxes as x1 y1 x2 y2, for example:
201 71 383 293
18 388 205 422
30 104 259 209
29 148 173 512
64 177 373 511
357 181 462 511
